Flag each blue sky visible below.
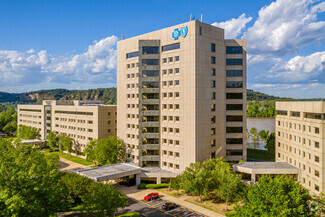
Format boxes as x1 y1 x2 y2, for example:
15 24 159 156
0 0 324 98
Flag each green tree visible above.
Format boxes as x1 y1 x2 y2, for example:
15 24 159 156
265 132 275 157
84 137 125 165
249 127 258 148
171 175 182 195
17 125 39 139
0 138 66 216
214 162 246 211
232 175 316 217
58 133 73 154
82 182 127 217
47 131 58 150
313 192 325 216
180 161 211 201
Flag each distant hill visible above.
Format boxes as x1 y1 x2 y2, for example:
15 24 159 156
0 88 117 105
0 88 323 106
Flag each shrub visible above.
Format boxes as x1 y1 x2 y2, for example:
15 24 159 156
117 212 141 217
137 183 169 189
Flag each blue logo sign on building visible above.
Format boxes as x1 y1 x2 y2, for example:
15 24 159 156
172 26 188 40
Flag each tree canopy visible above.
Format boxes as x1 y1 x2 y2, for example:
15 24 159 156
84 137 126 165
17 125 39 140
0 138 127 216
231 175 316 217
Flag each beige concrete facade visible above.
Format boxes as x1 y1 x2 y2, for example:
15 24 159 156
18 100 117 151
276 101 325 195
117 20 247 172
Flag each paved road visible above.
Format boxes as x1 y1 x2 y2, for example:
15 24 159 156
116 197 172 217
116 197 204 217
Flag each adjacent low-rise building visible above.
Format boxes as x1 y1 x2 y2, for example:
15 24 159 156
18 100 117 151
276 101 325 195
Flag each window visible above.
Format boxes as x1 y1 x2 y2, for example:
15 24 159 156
211 92 216 100
211 128 216 135
169 57 173 62
143 70 159 77
226 104 243 110
211 104 216 111
142 46 159 54
142 81 159 88
211 56 216 64
226 150 243 156
169 92 173 97
163 70 167 75
169 69 173 74
211 139 216 147
211 43 216 52
315 185 320 192
175 80 180 85
127 74 130 78
162 43 180 52
199 26 202 35
211 116 216 124
126 51 139 58
315 156 320 163
226 81 243 88
142 59 159 65
224 138 241 148
163 58 167 63
226 70 243 77
127 64 130 68
226 59 243 65
211 80 216 88
315 170 320 177
175 56 179 61
306 113 324 120
226 93 243 99
226 127 243 133
175 68 179 73
169 81 173 86
226 46 243 54
277 110 288 116
291 111 300 117
315 127 320 134
211 68 216 76
226 115 243 122
175 92 179 97
211 152 216 159
163 81 167 86
315 142 319 148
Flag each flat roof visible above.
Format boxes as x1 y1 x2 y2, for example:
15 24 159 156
233 162 300 174
77 163 141 182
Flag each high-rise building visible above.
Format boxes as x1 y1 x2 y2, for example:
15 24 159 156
117 20 247 172
276 101 325 195
18 100 117 150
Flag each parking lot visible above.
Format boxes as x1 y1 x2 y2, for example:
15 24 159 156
142 198 205 217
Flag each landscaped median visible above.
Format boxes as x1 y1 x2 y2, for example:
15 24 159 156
137 183 169 189
117 212 140 217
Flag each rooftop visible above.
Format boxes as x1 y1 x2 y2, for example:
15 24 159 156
77 163 141 182
233 162 300 174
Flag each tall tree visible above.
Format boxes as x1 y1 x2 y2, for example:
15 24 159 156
17 125 39 140
47 131 58 150
249 127 258 148
84 137 125 165
232 175 316 217
0 138 65 216
214 162 247 211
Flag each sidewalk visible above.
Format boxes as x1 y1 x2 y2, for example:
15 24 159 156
117 186 225 217
59 157 90 171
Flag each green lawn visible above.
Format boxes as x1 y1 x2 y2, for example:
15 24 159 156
247 148 275 161
47 150 93 166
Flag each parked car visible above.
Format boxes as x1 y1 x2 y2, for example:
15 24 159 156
162 202 179 211
144 192 159 201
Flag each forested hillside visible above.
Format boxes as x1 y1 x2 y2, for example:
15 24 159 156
0 88 117 105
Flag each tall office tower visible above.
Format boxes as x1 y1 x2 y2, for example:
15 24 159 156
18 100 117 151
117 20 247 172
276 101 325 195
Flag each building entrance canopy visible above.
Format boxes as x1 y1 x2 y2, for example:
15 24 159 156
77 163 141 182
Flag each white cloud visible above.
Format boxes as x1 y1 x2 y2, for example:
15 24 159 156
244 0 325 56
267 51 325 83
212 13 252 39
0 35 118 89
